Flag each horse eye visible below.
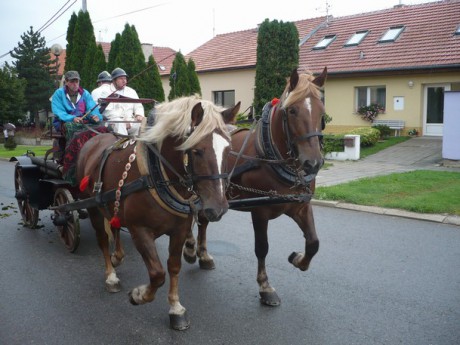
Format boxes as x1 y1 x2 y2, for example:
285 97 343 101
288 107 297 116
192 149 204 157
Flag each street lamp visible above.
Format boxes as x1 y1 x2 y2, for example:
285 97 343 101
50 43 63 89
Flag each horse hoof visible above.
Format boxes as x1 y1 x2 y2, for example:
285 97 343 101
106 282 121 293
288 251 299 264
170 311 190 331
183 252 197 264
259 291 281 306
198 259 215 270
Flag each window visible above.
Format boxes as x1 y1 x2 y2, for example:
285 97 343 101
213 90 235 108
355 86 386 111
313 35 336 49
345 31 369 46
455 25 460 35
379 26 404 42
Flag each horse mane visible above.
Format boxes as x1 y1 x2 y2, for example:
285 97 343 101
139 95 230 151
282 71 321 108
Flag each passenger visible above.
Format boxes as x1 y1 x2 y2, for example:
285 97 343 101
103 67 145 136
50 70 106 184
91 71 112 110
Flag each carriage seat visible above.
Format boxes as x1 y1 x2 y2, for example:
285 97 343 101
371 119 405 136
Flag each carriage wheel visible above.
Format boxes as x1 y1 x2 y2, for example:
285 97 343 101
53 188 80 253
14 165 39 228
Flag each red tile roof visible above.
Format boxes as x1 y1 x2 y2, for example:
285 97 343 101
300 0 460 75
187 0 460 75
187 16 327 72
152 46 176 75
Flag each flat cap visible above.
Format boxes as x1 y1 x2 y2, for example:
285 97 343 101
65 70 81 81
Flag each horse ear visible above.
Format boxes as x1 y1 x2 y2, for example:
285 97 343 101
221 101 241 124
313 67 327 87
289 68 299 91
191 102 204 127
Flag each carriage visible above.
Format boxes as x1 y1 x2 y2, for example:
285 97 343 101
10 68 327 330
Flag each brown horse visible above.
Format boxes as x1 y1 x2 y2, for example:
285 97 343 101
76 96 240 330
184 68 327 306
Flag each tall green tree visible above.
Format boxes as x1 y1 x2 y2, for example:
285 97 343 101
168 51 190 100
64 12 77 69
187 58 201 96
114 24 146 93
10 26 54 128
143 55 165 107
254 19 299 113
0 64 27 124
65 10 98 89
107 33 121 73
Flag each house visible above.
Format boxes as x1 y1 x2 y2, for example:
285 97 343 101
186 0 460 137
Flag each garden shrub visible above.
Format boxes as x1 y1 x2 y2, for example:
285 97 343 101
322 134 345 155
373 124 391 139
4 136 17 150
349 127 380 147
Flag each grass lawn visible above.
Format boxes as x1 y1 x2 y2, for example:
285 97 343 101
315 170 460 215
0 145 52 159
360 136 411 159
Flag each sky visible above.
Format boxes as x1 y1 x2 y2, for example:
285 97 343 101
1 0 440 65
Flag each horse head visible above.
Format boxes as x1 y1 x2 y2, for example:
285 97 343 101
276 67 327 179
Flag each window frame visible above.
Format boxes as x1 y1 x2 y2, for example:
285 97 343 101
344 30 369 46
213 90 235 108
313 35 337 50
379 26 405 43
355 86 387 112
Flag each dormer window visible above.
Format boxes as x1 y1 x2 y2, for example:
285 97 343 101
379 26 405 42
455 25 460 35
345 31 369 46
313 35 336 50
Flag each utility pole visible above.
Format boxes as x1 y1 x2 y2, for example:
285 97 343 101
82 0 87 12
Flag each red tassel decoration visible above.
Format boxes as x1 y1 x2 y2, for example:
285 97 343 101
271 98 280 106
79 175 90 192
109 216 121 229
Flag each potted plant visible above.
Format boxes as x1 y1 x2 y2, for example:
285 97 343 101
408 128 419 136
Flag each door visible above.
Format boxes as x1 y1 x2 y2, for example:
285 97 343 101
423 84 450 136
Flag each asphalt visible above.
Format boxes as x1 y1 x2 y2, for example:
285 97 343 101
313 136 460 226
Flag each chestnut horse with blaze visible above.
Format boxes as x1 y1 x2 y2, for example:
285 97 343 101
76 96 240 330
185 68 327 306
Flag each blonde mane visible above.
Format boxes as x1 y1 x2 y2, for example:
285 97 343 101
139 95 230 151
282 71 321 108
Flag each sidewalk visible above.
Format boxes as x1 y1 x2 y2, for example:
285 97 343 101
312 136 460 226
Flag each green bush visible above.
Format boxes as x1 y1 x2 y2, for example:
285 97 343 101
373 124 391 138
4 136 17 150
349 127 380 147
322 134 345 155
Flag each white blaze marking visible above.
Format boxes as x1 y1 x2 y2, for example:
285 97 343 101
212 133 230 194
305 97 312 114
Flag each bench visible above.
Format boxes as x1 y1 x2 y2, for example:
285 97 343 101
371 119 405 136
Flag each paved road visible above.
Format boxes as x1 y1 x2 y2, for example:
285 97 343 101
1 160 459 345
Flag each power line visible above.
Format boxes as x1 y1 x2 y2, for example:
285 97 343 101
92 3 168 24
38 0 77 34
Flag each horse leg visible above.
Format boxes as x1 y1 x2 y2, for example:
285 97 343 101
196 219 215 270
168 231 190 330
111 228 125 267
183 226 197 264
128 226 166 305
252 213 281 306
89 209 121 292
287 203 319 271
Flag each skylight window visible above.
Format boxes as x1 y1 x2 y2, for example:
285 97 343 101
313 35 336 50
345 31 369 46
455 25 460 35
379 26 405 42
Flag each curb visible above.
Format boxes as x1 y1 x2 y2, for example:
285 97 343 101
311 199 460 227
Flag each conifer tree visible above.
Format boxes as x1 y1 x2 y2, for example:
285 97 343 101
143 55 165 108
168 51 190 100
64 12 77 69
0 64 26 124
107 33 121 73
10 26 54 128
254 19 299 113
187 58 201 96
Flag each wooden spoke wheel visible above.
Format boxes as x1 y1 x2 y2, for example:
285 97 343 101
14 165 39 228
53 188 80 253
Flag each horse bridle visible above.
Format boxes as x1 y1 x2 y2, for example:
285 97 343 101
279 102 323 158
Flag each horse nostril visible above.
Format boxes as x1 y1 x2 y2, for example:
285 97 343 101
203 208 228 222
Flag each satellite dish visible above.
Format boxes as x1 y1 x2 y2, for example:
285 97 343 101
50 43 63 56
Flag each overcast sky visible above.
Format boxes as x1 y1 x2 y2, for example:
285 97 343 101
1 0 439 65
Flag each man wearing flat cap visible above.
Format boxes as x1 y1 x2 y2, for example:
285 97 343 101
51 70 102 132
